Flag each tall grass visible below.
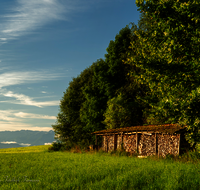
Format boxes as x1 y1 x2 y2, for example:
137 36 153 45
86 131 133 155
0 145 199 189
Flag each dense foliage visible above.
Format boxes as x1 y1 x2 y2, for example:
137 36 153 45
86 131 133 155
126 0 200 149
53 0 200 149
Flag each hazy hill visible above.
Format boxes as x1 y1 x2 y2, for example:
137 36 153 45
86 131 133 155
0 130 55 148
0 143 24 149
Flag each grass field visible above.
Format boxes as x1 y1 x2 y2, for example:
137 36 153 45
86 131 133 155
0 145 199 190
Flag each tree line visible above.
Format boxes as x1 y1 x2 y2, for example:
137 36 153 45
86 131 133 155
53 0 200 150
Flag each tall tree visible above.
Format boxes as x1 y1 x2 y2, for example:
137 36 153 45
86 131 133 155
53 25 149 146
52 65 95 146
81 26 148 131
80 59 109 133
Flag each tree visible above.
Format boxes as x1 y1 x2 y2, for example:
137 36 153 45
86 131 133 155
53 25 149 147
80 59 109 133
103 91 145 129
52 65 95 146
126 0 200 148
80 27 138 132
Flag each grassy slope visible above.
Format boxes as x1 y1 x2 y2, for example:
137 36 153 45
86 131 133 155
0 145 50 153
0 146 199 190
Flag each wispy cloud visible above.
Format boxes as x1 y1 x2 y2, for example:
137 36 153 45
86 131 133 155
0 121 53 131
1 91 59 107
0 110 56 121
0 0 66 43
0 110 21 121
0 71 62 89
15 112 56 120
0 110 55 130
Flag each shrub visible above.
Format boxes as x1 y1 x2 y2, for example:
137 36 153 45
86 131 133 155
180 150 200 163
48 141 64 151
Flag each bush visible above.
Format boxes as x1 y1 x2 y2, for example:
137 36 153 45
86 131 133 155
180 150 200 163
48 141 64 151
48 141 88 152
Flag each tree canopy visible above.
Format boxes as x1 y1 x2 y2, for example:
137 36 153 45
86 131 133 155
126 0 200 148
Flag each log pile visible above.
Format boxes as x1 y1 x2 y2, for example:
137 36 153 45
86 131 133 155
102 135 114 152
102 133 181 156
123 134 137 153
138 134 156 156
158 134 180 157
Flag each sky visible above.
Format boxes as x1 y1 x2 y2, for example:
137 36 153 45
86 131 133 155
0 0 141 132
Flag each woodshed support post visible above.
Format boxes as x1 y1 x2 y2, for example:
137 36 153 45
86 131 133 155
178 134 180 155
155 133 157 156
95 134 97 150
121 132 123 150
95 134 97 145
114 134 117 151
106 133 109 152
136 132 138 153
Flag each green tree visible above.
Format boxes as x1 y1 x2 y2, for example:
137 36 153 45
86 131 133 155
80 59 108 133
126 0 200 147
80 27 136 132
52 65 94 146
53 25 149 147
103 91 145 129
104 94 130 129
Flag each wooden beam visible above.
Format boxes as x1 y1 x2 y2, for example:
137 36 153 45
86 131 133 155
114 134 117 150
155 133 157 155
106 134 108 152
95 134 97 146
121 132 123 150
95 131 158 136
136 132 138 153
178 134 180 155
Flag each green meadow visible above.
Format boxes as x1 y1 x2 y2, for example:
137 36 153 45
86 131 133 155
0 146 199 190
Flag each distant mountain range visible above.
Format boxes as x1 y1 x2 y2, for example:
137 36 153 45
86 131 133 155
0 130 56 149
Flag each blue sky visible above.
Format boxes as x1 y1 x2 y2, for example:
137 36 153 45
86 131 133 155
0 0 141 131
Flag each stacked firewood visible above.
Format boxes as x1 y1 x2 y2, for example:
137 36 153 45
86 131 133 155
158 134 180 157
123 134 137 153
102 135 114 152
102 133 180 156
138 134 156 156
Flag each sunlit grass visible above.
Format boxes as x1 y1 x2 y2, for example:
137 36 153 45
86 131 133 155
0 145 50 153
0 146 199 189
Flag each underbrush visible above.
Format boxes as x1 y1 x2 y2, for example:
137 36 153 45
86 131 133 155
48 141 90 153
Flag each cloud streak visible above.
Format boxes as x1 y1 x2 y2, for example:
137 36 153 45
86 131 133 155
1 91 59 107
0 121 53 131
15 112 56 119
0 110 55 131
0 71 62 89
0 0 66 43
0 110 56 121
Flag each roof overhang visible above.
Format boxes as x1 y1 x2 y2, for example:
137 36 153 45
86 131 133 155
93 124 187 135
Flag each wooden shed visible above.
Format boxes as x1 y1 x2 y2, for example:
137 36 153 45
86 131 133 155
93 124 190 157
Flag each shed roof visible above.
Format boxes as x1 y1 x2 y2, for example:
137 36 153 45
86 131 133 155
93 124 186 135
